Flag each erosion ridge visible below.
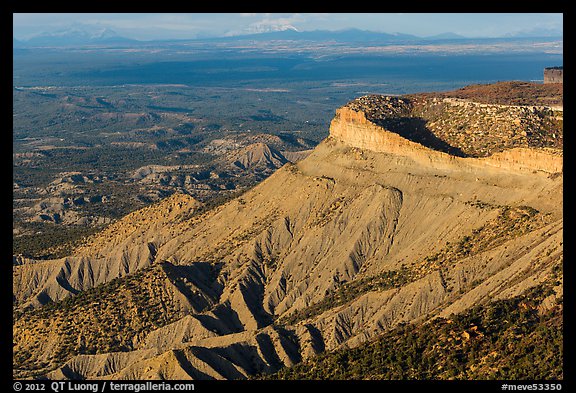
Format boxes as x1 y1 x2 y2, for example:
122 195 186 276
13 83 563 380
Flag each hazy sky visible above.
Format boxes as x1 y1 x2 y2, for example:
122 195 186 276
13 13 563 40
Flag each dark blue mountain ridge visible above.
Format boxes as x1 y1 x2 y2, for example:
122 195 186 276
13 27 563 48
15 27 139 47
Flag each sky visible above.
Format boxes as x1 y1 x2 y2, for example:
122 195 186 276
13 13 563 41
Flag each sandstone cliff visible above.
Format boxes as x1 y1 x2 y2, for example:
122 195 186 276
329 105 562 174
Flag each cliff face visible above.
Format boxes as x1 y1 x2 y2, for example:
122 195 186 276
13 89 563 380
329 107 440 160
330 100 562 174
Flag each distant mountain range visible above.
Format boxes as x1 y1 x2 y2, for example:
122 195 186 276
215 28 423 42
13 27 562 48
13 28 138 47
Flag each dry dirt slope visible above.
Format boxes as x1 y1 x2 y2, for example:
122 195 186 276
13 89 563 380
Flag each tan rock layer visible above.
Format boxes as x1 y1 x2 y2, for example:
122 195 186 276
329 107 562 174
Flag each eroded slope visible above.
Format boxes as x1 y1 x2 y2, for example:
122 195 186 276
13 85 563 380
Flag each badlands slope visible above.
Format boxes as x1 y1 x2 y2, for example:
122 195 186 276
13 84 563 379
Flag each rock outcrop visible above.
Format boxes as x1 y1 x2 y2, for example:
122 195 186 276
329 105 562 174
340 93 563 157
226 142 288 171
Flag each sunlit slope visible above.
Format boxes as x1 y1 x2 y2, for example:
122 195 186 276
13 90 562 379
